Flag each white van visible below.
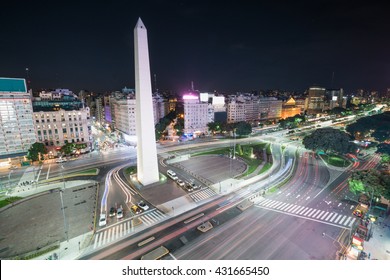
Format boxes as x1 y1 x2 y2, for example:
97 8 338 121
167 169 178 180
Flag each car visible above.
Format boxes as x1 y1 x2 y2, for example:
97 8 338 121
131 205 142 215
56 157 67 163
109 207 116 217
138 201 149 211
98 213 107 226
117 207 123 219
176 179 185 187
353 209 363 217
184 182 193 192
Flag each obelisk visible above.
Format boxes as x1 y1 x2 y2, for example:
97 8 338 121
134 18 159 185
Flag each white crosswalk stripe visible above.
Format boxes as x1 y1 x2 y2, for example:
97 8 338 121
190 188 218 203
92 209 167 250
254 198 356 229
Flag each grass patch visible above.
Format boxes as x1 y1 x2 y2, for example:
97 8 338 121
268 186 279 193
321 154 350 167
259 162 272 174
71 168 99 176
124 166 137 176
0 196 23 208
192 147 230 157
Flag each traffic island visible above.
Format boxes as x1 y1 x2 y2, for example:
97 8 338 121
237 199 254 211
197 221 213 232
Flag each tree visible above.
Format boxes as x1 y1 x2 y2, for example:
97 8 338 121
207 122 222 134
349 169 390 201
302 127 356 154
155 110 178 140
61 143 75 155
174 117 184 136
27 142 47 162
235 121 252 136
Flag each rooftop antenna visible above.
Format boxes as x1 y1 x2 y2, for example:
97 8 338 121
191 81 194 91
25 67 30 90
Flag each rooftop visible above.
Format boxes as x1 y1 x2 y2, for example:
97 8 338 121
0 77 27 92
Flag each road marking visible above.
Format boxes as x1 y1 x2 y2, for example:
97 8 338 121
309 209 320 217
288 205 300 213
334 215 342 224
169 253 177 260
284 204 295 212
296 194 300 198
349 218 356 227
314 210 325 219
350 205 354 209
337 203 342 207
344 217 352 226
46 165 51 180
338 216 347 225
276 202 287 209
305 209 316 216
325 213 334 221
298 207 308 215
286 193 291 196
306 196 310 200
291 205 303 214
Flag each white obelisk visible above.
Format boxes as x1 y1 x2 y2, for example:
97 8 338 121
134 18 159 185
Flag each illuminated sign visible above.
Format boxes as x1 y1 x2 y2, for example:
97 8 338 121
183 95 198 100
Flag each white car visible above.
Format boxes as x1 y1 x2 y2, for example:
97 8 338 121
176 179 185 187
138 201 149 211
56 157 67 163
117 207 123 219
98 213 107 226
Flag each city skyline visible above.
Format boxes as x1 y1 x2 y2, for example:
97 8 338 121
1 1 389 94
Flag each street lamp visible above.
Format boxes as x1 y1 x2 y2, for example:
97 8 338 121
8 170 13 189
60 164 68 242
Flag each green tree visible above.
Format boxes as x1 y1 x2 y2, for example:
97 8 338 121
302 127 356 154
61 143 75 155
207 122 221 134
348 179 365 195
174 118 184 136
27 142 47 162
349 169 390 200
235 121 252 136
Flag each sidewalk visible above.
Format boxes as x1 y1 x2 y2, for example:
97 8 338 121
363 214 390 260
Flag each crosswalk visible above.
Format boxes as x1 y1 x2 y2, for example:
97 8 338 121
93 209 167 250
190 188 218 203
254 198 356 229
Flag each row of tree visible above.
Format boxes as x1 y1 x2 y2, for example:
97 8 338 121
207 121 252 136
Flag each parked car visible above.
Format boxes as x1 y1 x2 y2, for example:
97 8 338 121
138 201 149 211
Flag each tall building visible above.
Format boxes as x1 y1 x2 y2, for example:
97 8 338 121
134 18 159 185
33 108 92 151
325 88 346 110
0 78 37 163
307 87 326 114
227 94 282 123
183 93 208 135
113 94 137 143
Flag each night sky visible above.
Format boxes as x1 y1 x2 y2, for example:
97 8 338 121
1 0 389 94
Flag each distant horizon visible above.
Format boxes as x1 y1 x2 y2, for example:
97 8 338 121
1 1 389 95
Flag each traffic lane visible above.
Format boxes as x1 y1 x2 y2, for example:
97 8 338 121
82 193 235 259
174 206 341 260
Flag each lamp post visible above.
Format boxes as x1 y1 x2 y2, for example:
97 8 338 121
8 170 13 189
60 164 68 242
